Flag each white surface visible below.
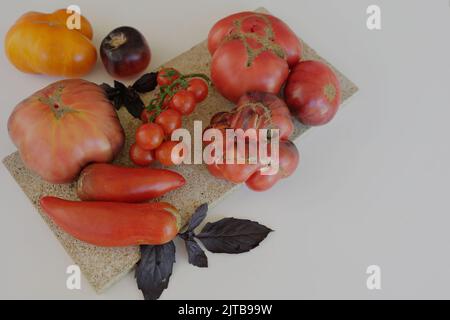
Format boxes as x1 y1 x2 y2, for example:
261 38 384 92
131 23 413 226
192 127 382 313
1 0 450 299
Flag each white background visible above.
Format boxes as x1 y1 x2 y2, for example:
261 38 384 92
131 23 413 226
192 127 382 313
1 0 450 299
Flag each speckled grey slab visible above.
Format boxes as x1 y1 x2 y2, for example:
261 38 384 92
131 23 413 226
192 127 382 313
2 8 358 293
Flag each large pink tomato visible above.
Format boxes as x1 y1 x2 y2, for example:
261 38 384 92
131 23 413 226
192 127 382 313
208 12 302 102
8 79 125 183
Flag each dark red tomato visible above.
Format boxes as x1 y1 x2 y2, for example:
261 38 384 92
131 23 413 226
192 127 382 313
169 90 197 115
155 141 185 166
135 123 164 150
155 109 182 136
277 140 300 177
157 67 180 86
208 12 302 102
100 26 151 78
284 60 341 126
129 143 155 166
187 78 209 102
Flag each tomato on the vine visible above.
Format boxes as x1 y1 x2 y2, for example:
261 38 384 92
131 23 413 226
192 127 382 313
155 141 185 166
129 143 155 166
140 109 156 123
162 94 172 107
187 78 209 103
155 109 182 136
169 90 197 115
135 123 164 150
157 68 180 86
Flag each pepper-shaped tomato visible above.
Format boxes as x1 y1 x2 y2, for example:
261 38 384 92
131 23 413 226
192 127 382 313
208 12 302 102
8 79 125 183
77 164 186 202
40 196 180 247
4 9 97 77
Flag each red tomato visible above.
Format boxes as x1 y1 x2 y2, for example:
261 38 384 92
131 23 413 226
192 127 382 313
233 92 294 140
40 196 179 247
284 60 341 126
129 143 155 166
214 141 262 183
245 172 280 192
206 162 225 179
187 78 209 102
208 12 302 102
169 90 197 115
278 140 300 177
246 140 299 191
77 163 185 202
155 109 182 136
135 123 164 150
157 67 180 86
7 79 124 184
155 141 186 166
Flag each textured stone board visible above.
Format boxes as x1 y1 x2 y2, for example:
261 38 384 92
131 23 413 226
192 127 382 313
3 8 358 293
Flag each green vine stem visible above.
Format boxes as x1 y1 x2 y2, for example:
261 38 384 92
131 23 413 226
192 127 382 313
144 72 211 122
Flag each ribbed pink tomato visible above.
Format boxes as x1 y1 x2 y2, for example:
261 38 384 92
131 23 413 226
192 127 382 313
8 79 124 183
208 12 302 102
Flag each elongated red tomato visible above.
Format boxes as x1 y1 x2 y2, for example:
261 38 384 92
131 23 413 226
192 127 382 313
77 163 185 202
40 196 180 247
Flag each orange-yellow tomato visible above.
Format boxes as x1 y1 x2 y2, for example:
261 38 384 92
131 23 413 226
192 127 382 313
8 79 125 184
4 9 97 77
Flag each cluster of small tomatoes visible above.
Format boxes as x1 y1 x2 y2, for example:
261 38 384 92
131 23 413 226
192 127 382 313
129 68 209 167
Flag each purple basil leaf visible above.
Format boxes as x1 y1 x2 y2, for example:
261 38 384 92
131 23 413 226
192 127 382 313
132 72 158 93
123 89 144 119
135 242 175 300
113 80 128 93
112 95 123 110
100 82 118 98
185 238 208 268
188 203 208 232
100 83 121 109
196 218 273 254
